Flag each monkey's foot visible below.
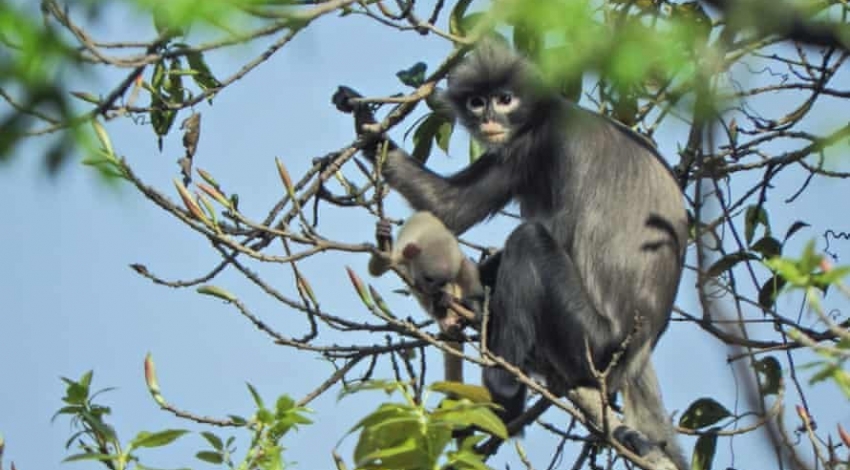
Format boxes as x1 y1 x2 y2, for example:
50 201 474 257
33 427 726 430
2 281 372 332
613 426 680 470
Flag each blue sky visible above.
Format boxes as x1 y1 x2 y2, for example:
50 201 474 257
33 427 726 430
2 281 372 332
2 1 850 470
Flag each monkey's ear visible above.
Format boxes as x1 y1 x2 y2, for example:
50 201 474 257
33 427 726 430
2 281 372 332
426 87 455 121
401 243 422 260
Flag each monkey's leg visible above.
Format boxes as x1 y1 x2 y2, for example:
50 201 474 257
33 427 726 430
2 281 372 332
484 222 617 426
433 290 465 384
477 250 501 295
443 341 464 383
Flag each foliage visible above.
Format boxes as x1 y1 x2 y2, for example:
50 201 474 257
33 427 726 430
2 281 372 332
4 0 850 469
51 366 311 470
340 380 504 470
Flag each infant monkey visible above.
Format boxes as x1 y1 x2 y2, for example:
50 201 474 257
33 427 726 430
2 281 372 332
369 211 484 382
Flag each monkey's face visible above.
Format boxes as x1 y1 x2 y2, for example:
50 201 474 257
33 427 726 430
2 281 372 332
410 265 453 296
461 90 522 146
401 242 456 295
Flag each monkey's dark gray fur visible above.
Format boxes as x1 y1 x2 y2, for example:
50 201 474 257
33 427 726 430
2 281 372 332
339 40 689 469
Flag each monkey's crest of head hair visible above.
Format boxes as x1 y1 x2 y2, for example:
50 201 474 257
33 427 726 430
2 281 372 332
445 39 543 104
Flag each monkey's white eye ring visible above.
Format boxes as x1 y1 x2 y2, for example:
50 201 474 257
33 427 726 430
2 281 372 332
467 96 486 111
496 92 513 105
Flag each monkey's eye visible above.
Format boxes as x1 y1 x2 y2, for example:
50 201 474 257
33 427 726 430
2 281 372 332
496 92 513 105
466 96 486 111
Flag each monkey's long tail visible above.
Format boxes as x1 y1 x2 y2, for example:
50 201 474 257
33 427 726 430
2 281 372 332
623 359 689 470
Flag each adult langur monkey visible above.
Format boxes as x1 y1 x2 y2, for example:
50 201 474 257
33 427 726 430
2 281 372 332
334 39 688 469
368 211 484 383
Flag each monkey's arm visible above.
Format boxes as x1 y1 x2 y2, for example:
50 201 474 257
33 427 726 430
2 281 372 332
368 219 395 277
368 254 393 277
382 149 513 234
455 258 484 316
333 86 512 234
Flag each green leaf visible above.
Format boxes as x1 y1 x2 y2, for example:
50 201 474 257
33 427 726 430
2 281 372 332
91 119 114 156
412 113 449 163
431 399 508 439
197 285 237 302
458 433 487 451
512 22 541 59
799 240 823 274
247 382 265 408
350 403 417 434
339 380 401 399
149 60 177 144
185 49 221 93
79 370 94 390
744 205 770 245
63 382 88 406
256 408 274 424
424 425 453 463
356 436 423 469
63 453 116 463
808 362 839 385
705 252 758 278
449 0 474 36
832 369 850 399
764 258 808 286
671 1 713 46
353 411 423 469
273 394 313 431
130 429 189 449
71 91 101 104
81 410 118 441
783 221 810 242
150 94 176 139
758 275 786 310
196 451 223 464
152 60 166 90
81 150 127 180
396 62 427 88
691 430 718 470
458 13 485 36
468 135 484 162
678 398 730 430
200 431 223 450
136 465 191 470
559 72 583 103
228 415 247 426
430 382 492 403
166 57 185 105
433 405 507 439
446 448 490 470
53 405 84 417
368 285 396 319
754 356 782 396
816 266 850 286
435 120 454 154
751 236 781 259
275 394 295 414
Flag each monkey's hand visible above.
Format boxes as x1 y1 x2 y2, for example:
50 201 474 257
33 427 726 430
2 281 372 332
332 85 396 163
438 293 477 327
434 294 466 339
612 427 679 470
332 85 378 132
331 85 363 114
